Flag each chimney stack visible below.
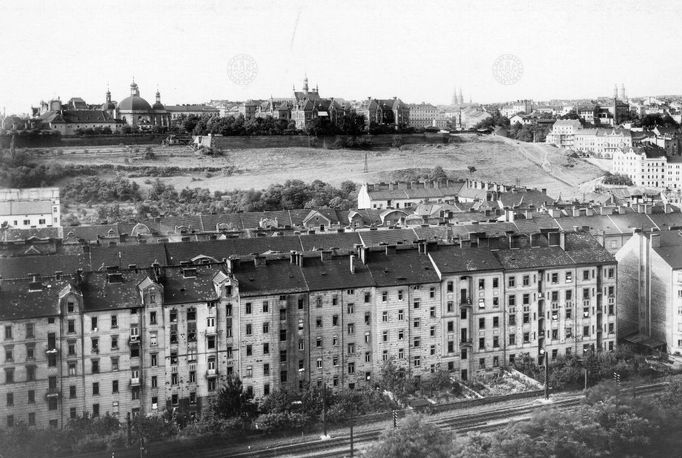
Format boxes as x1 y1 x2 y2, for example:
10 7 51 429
350 253 356 274
559 231 566 250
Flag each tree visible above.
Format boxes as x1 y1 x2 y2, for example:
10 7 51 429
428 166 447 182
467 166 476 174
365 414 454 458
213 375 255 419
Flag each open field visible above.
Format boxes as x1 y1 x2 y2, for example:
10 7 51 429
33 134 604 200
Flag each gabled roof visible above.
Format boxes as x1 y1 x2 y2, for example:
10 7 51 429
299 232 362 252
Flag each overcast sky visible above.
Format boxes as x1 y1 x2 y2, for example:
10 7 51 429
1 0 679 115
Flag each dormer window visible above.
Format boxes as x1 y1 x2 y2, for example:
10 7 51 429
182 268 197 278
107 273 124 284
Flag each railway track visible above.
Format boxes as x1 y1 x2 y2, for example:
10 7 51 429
229 381 669 458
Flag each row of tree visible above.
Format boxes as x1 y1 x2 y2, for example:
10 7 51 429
367 379 682 457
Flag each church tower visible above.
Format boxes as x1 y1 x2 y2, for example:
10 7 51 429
303 75 309 95
130 79 140 97
458 88 464 105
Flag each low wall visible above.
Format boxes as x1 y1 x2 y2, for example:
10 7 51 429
206 132 451 150
0 134 167 149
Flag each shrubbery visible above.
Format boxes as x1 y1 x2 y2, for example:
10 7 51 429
603 172 634 186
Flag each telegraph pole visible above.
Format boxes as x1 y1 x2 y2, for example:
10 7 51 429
544 351 549 400
322 383 327 437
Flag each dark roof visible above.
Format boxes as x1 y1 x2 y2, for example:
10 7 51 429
494 246 575 270
358 229 418 247
161 265 221 305
554 215 621 235
89 244 168 271
81 269 148 311
300 254 374 291
299 232 362 252
0 276 69 320
429 246 503 273
232 256 308 297
64 224 118 242
2 227 61 242
607 213 657 233
117 95 152 112
0 254 85 279
364 247 440 286
563 232 615 264
165 237 303 265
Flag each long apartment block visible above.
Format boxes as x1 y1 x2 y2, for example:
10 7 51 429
0 230 617 429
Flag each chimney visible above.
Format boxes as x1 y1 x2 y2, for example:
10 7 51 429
253 254 266 267
228 256 240 272
358 245 368 264
572 206 580 217
559 231 566 250
290 251 297 264
54 271 63 280
76 268 84 285
350 253 356 274
320 249 332 262
541 188 547 195
650 231 661 248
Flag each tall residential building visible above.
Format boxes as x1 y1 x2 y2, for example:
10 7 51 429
0 230 616 429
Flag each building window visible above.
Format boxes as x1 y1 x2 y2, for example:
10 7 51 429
28 390 35 404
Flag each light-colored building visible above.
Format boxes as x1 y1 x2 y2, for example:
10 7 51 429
500 100 534 118
615 230 682 352
573 127 633 158
545 119 582 148
408 103 447 129
0 187 60 229
612 145 668 188
165 105 220 120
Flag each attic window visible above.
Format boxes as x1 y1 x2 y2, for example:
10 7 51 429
107 273 124 284
182 268 197 278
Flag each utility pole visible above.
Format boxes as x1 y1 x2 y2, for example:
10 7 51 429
584 368 588 391
322 383 327 437
543 351 549 399
349 408 354 458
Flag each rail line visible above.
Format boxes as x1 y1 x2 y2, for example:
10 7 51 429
229 382 668 458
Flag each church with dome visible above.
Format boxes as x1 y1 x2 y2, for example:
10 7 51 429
32 80 171 134
112 80 171 128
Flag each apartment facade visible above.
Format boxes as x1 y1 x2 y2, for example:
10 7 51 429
0 231 617 430
0 187 60 229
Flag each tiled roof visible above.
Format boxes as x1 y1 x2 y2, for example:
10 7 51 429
2 227 61 242
232 256 308 297
161 265 221 305
300 253 374 291
81 269 148 311
64 224 118 242
0 200 53 216
0 254 85 279
429 246 503 273
649 213 682 230
364 247 440 286
563 232 615 264
299 232 362 252
554 215 621 234
494 246 575 270
89 244 168 271
607 213 657 233
498 190 555 208
358 229 419 247
0 276 68 320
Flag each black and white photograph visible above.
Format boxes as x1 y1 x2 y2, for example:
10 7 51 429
1 1 682 457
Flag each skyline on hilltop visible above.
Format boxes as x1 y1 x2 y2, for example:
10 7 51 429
1 0 682 115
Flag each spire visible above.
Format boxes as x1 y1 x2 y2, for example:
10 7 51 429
105 84 111 103
613 83 618 99
156 90 161 103
459 88 464 105
303 74 309 94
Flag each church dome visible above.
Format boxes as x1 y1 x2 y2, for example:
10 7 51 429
117 96 152 112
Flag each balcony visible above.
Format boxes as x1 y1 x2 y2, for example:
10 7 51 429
45 347 58 355
460 338 473 347
45 387 60 399
205 326 217 336
128 336 140 346
206 368 218 378
130 377 140 387
459 298 472 308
